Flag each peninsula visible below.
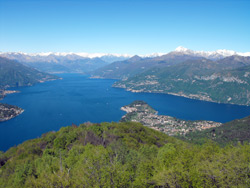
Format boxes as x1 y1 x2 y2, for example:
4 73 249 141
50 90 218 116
0 103 24 122
120 100 222 136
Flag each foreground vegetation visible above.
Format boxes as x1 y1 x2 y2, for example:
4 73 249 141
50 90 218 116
0 122 250 187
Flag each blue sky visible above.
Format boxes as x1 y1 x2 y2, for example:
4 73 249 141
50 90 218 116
0 0 249 54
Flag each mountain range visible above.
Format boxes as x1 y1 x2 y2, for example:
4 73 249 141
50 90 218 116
173 46 250 60
1 47 250 74
0 53 114 74
0 52 132 63
89 47 250 105
91 47 250 79
113 55 250 105
1 46 249 60
1 47 250 105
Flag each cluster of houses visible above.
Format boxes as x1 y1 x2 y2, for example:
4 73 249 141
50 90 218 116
121 101 221 136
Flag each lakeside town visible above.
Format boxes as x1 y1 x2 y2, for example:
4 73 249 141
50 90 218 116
120 101 222 136
0 103 24 122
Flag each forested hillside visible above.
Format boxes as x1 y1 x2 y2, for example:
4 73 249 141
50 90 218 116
0 122 249 187
180 115 250 146
114 56 250 105
0 57 59 88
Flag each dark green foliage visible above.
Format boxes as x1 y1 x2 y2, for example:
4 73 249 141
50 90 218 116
180 115 250 146
0 122 250 187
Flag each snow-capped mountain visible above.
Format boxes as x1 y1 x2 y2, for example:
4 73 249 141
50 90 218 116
0 52 133 74
140 52 166 58
0 47 249 65
0 52 132 63
173 46 250 60
0 52 134 74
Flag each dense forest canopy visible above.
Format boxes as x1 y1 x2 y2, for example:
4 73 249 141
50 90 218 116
0 122 249 187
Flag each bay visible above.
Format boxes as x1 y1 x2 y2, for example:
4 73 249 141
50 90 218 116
1 73 250 151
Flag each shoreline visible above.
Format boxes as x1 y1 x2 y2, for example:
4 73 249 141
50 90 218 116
0 104 24 122
112 85 249 107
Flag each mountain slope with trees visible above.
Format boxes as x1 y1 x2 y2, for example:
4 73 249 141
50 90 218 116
0 122 250 187
180 115 250 146
0 57 59 89
114 56 250 105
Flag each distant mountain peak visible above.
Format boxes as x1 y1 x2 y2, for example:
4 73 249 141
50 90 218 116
175 46 190 52
172 46 250 60
214 49 237 56
128 55 142 62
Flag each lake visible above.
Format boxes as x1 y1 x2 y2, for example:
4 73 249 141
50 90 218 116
1 73 250 151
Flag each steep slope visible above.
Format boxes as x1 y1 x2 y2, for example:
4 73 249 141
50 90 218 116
114 56 250 105
0 57 59 88
181 115 250 146
91 47 250 80
0 122 250 187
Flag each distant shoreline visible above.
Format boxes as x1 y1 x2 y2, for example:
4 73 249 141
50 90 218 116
112 84 249 107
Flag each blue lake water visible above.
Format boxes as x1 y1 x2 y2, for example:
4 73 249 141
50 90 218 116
1 73 250 151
